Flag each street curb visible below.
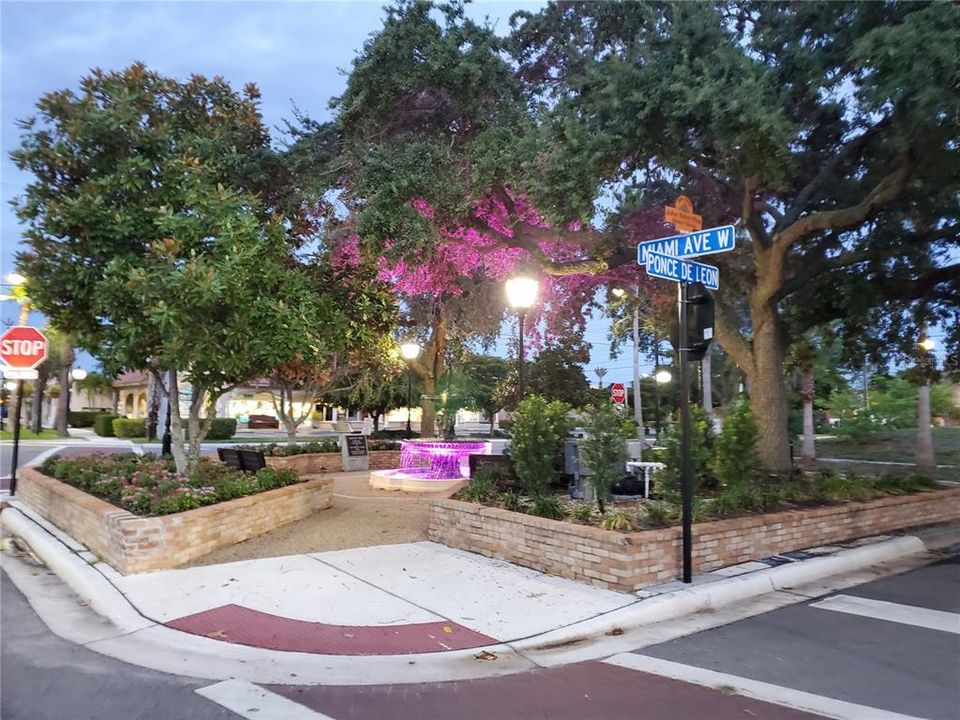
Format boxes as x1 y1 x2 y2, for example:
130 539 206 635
0 502 933 684
508 536 926 654
0 506 154 634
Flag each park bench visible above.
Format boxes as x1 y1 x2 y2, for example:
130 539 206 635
218 447 267 473
247 414 279 429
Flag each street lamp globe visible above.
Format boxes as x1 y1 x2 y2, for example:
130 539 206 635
611 287 626 298
505 276 539 310
400 342 421 360
71 368 88 382
919 337 936 352
5 272 26 286
655 369 672 384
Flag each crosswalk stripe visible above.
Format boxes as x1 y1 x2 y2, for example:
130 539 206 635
196 679 333 720
810 594 960 635
603 653 926 720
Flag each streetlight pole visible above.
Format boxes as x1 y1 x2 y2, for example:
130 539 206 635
400 342 421 438
506 276 539 405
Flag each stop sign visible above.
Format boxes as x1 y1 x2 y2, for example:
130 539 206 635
0 326 48 369
610 382 626 405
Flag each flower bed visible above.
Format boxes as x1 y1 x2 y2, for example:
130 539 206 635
432 482 960 592
39 453 300 516
16 465 333 574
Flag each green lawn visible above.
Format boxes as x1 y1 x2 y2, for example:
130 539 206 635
0 428 67 441
816 427 960 466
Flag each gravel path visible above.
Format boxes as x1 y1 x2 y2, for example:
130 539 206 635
189 472 460 566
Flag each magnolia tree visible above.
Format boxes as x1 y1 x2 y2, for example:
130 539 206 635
12 65 367 474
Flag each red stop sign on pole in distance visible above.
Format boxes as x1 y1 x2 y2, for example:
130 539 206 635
0 326 48 369
610 383 626 405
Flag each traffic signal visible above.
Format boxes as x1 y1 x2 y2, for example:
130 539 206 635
686 283 714 362
668 283 714 362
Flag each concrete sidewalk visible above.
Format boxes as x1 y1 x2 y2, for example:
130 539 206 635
2 492 950 687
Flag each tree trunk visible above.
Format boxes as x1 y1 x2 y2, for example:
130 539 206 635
421 376 437 438
146 373 159 441
54 340 76 437
32 369 48 433
748 305 792 473
800 367 816 466
167 369 189 476
916 382 935 473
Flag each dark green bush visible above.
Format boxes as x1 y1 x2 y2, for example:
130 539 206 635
68 410 107 428
459 467 499 503
241 440 340 457
528 495 566 520
367 438 402 451
713 399 758 490
93 414 121 437
369 429 419 440
205 418 238 440
511 395 572 498
578 402 631 514
113 418 146 438
659 406 714 501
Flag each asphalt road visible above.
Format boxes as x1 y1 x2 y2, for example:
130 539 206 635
0 572 240 720
2 544 956 719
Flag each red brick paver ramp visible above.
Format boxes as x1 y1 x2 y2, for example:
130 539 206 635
166 603 497 655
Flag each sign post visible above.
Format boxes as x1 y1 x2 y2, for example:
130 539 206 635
1 325 48 495
638 197 735 584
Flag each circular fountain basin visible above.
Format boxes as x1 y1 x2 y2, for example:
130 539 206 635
369 439 489 493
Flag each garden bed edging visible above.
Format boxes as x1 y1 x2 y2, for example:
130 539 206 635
428 487 960 592
16 465 333 574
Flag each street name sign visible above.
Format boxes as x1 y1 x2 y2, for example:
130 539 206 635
646 251 720 291
0 325 48 370
664 195 702 233
1 368 39 380
637 225 736 266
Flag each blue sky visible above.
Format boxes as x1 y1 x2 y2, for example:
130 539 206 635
0 1 655 382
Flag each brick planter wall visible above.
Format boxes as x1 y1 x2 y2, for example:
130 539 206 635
265 450 401 474
429 488 960 592
16 466 333 574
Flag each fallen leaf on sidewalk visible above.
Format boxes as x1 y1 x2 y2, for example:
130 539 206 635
442 626 453 634
474 650 498 661
606 628 624 636
206 630 228 640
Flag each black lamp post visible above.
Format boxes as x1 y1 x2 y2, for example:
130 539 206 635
400 342 421 437
506 276 539 403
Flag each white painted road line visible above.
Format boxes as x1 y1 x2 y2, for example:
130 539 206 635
810 594 960 635
603 653 927 720
196 680 333 720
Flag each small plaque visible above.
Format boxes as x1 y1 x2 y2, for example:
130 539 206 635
341 434 369 471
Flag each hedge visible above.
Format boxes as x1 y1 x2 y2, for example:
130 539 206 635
113 418 146 438
93 414 121 437
68 410 107 428
205 418 238 440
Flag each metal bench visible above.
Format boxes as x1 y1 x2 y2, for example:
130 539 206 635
218 447 267 473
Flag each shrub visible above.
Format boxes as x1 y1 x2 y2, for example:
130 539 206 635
37 452 301 516
570 502 594 523
205 418 238 440
460 468 499 504
659 406 714 501
93 414 121 437
713 399 758 490
642 501 671 527
68 410 105 428
113 418 146 438
498 491 522 512
578 402 630 514
528 495 566 520
367 438 402 451
240 440 340 456
600 509 636 531
511 395 572 498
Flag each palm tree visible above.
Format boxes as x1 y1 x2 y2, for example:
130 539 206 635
593 367 608 389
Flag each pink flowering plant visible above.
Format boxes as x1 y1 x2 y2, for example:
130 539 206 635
39 453 299 516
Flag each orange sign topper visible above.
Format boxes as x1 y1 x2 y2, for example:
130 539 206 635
664 195 702 234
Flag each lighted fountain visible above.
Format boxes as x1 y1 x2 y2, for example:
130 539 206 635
369 439 490 492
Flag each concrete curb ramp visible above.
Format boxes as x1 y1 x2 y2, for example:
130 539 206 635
0 502 930 686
